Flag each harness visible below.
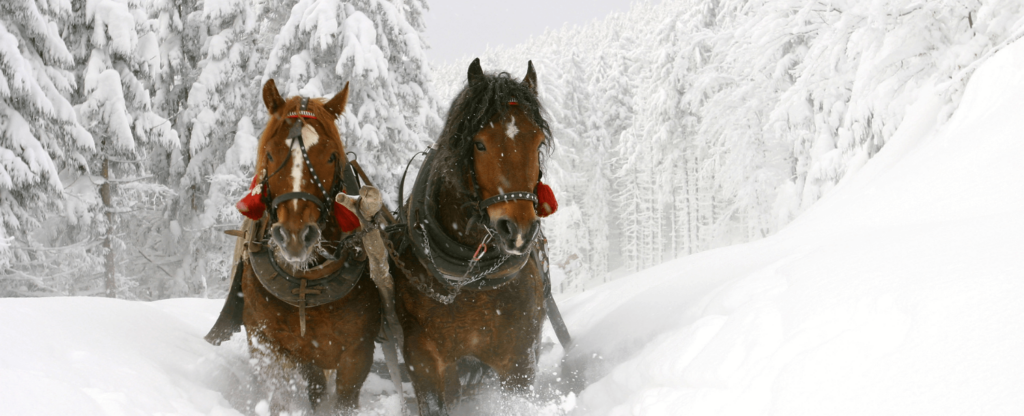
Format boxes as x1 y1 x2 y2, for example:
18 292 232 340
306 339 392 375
248 98 364 335
395 145 540 304
389 143 573 351
262 98 356 228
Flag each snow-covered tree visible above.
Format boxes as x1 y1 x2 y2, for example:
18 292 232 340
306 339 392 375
433 0 1024 291
0 0 94 294
263 0 441 206
63 0 179 297
151 0 265 298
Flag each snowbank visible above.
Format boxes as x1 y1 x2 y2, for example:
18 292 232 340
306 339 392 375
0 298 244 416
559 37 1024 415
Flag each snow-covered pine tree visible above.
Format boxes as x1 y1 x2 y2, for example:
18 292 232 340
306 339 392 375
154 0 265 298
263 0 440 207
146 0 201 187
64 0 179 297
181 0 260 211
0 0 93 294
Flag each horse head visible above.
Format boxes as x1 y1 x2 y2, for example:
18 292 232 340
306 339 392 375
256 79 350 267
460 59 551 255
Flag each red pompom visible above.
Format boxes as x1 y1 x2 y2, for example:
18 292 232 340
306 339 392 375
535 181 557 217
334 202 361 233
236 175 266 220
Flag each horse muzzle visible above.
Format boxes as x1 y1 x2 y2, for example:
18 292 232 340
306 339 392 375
492 217 539 255
270 223 321 264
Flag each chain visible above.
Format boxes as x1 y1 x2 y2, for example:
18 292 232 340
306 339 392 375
384 233 453 304
403 223 517 304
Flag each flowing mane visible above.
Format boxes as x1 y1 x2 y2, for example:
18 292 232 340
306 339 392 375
433 71 553 190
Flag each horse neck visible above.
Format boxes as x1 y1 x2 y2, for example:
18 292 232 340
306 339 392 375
433 172 488 247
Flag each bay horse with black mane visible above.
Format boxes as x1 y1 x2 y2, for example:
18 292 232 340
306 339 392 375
205 80 383 414
390 58 561 415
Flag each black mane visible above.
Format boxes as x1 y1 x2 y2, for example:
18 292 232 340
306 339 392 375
433 71 552 192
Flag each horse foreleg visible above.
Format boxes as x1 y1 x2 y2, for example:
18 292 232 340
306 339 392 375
334 339 376 411
299 361 327 409
404 332 450 416
492 351 537 396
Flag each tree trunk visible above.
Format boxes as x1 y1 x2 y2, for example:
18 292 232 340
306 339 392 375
101 157 116 298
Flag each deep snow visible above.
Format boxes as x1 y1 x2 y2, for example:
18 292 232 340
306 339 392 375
560 36 1024 415
4 33 1024 416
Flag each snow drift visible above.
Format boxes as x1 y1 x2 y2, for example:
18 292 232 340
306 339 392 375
560 33 1024 416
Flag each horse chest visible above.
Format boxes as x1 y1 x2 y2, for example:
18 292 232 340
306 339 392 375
241 268 380 365
397 268 545 353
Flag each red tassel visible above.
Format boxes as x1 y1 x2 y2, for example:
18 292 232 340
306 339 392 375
535 181 557 217
236 175 266 220
334 202 361 233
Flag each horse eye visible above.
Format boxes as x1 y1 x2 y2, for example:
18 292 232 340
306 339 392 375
474 142 486 151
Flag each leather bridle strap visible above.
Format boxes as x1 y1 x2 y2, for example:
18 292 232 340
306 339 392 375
270 97 336 226
272 192 326 214
478 191 538 210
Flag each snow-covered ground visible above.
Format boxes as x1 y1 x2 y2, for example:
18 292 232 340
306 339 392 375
4 33 1024 416
558 36 1024 415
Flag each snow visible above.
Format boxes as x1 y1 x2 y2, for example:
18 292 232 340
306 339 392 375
0 297 404 416
79 66 135 151
6 10 1024 416
558 37 1024 415
0 297 243 416
339 11 387 82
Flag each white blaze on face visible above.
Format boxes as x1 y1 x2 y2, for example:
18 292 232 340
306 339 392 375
290 123 320 209
301 123 319 147
505 116 518 139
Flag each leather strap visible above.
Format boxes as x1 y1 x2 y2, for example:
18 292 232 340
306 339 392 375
404 150 533 291
479 191 537 210
249 243 365 308
272 192 326 212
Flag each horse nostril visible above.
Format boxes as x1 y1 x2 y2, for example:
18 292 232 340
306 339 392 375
271 225 287 246
302 225 320 247
496 218 518 240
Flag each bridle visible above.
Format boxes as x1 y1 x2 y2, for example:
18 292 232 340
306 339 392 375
261 98 350 230
397 121 544 303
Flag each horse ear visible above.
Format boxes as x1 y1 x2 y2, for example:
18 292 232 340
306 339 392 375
522 60 537 94
263 79 285 114
324 82 350 117
468 58 485 85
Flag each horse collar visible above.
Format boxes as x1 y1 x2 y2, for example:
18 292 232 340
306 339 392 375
403 150 534 301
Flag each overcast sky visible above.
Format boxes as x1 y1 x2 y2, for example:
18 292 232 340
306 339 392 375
421 0 639 65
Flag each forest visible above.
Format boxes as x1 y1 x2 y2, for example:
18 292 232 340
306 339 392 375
2 0 1022 298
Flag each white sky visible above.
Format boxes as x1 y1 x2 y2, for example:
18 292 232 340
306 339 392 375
422 0 639 64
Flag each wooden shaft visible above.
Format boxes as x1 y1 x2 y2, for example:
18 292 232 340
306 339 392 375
349 160 397 225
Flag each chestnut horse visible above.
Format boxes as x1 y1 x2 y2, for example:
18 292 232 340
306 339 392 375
390 59 553 415
229 80 380 413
